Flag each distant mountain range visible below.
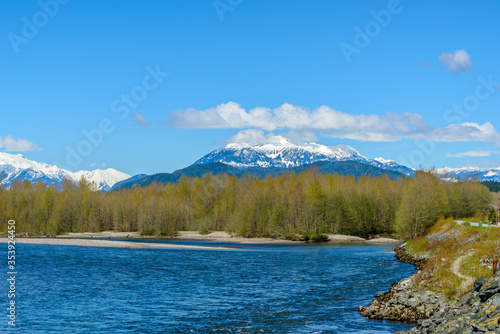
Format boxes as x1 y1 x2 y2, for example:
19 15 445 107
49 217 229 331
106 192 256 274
112 160 406 190
194 136 415 176
435 166 500 182
0 152 130 191
2 136 500 191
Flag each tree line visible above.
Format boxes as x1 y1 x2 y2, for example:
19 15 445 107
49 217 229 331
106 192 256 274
482 180 500 193
0 170 494 240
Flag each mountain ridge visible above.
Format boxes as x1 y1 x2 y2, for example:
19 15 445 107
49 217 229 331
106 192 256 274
194 136 415 176
3 138 500 192
436 166 500 182
0 152 130 191
113 160 406 190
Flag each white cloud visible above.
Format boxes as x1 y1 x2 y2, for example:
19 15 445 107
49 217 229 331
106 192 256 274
167 102 500 144
0 135 40 151
133 113 150 126
284 130 318 144
446 150 498 158
418 122 500 142
168 102 274 130
225 129 317 146
167 102 430 142
439 49 473 73
225 129 275 145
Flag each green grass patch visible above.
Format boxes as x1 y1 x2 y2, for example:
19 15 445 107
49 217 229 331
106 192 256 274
407 236 429 255
461 254 490 281
432 261 463 298
409 217 500 299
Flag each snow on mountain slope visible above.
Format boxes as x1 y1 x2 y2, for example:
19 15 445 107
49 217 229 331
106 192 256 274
436 166 500 182
73 169 131 191
0 152 130 191
194 136 415 176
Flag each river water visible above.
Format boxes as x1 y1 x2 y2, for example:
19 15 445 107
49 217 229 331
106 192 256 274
1 240 416 333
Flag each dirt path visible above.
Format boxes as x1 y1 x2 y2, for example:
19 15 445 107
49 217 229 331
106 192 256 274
451 255 474 291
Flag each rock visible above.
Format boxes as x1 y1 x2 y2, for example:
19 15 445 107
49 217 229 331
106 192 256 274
362 246 500 333
473 276 489 292
358 275 452 323
374 247 500 333
458 291 480 306
395 276 500 333
487 293 500 306
394 245 429 270
420 319 435 329
470 323 488 332
458 291 472 305
479 275 500 302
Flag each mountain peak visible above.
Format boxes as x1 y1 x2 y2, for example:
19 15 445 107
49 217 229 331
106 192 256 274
0 152 130 191
225 142 251 149
194 140 414 176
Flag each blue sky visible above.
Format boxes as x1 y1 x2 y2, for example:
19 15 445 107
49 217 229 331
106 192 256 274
1 0 500 175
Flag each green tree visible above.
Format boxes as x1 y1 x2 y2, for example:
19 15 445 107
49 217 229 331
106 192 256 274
395 171 448 239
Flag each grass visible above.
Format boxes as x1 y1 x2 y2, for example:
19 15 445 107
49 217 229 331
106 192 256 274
461 254 491 282
406 217 500 300
406 236 429 255
427 216 455 235
432 262 463 297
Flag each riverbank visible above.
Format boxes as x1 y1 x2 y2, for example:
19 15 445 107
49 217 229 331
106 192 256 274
0 237 236 250
174 231 400 244
395 271 500 333
359 245 453 323
5 230 400 245
359 218 500 332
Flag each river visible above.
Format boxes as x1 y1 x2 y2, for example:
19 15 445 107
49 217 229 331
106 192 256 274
1 240 416 333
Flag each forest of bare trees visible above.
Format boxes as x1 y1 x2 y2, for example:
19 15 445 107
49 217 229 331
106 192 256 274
0 170 494 240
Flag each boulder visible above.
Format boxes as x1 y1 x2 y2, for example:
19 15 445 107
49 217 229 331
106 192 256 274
473 276 489 292
458 291 479 306
479 275 500 302
488 293 500 306
396 275 500 333
358 275 451 323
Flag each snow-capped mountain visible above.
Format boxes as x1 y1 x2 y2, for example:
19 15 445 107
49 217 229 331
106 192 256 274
72 169 132 191
194 136 415 176
0 152 130 191
436 166 500 182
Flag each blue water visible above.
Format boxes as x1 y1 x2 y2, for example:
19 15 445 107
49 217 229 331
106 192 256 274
1 241 416 333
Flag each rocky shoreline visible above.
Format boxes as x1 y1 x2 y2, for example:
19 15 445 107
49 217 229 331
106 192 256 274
393 244 429 270
358 245 451 323
396 273 500 333
358 275 452 323
359 244 500 333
